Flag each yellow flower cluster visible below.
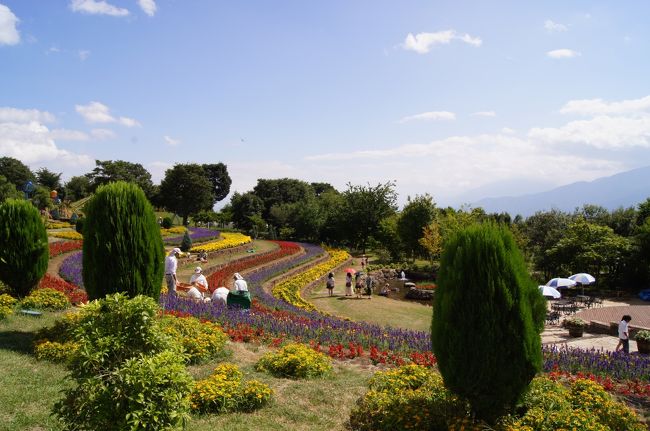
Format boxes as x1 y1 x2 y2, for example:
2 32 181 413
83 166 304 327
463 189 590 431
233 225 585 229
189 232 252 253
0 293 17 320
46 221 72 229
160 226 187 236
51 231 83 240
255 342 332 379
21 288 70 311
272 248 350 310
191 363 273 413
159 316 229 364
34 340 78 363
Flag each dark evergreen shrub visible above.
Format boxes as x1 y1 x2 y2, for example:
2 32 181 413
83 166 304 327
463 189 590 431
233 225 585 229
74 217 84 234
82 182 164 300
431 223 543 422
0 198 49 297
162 216 173 229
180 230 192 252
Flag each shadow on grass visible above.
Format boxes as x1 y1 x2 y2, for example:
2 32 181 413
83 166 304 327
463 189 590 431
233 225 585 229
0 330 36 355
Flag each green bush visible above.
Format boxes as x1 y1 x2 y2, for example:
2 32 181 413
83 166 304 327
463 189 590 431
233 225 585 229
82 181 164 300
162 216 173 229
255 343 332 378
21 288 70 311
159 315 229 364
191 363 273 414
349 365 465 431
431 223 544 422
180 230 192 252
74 217 84 234
53 294 192 431
34 340 78 363
0 293 17 319
0 198 49 297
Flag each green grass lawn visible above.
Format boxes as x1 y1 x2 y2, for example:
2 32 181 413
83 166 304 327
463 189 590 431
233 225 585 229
0 310 373 431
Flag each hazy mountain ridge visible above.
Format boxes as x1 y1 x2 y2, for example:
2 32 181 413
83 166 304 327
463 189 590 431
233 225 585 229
471 166 650 217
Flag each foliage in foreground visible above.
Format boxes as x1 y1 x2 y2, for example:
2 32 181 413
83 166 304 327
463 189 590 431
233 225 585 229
0 292 17 319
432 223 545 422
82 181 164 300
255 342 332 379
349 365 645 431
159 315 229 364
21 288 70 311
0 198 49 297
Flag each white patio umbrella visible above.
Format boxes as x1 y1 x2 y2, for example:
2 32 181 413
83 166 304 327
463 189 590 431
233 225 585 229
569 273 596 284
546 277 577 288
539 285 561 299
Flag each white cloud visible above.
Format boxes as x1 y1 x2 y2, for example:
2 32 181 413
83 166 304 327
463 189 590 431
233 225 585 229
501 127 516 134
0 3 20 45
70 0 129 17
402 30 482 54
399 111 456 123
163 135 181 146
472 111 496 117
559 95 650 116
547 48 580 59
49 129 89 141
75 101 140 127
78 50 91 60
148 161 173 183
0 107 55 123
91 128 116 140
0 121 93 167
544 20 567 33
138 0 156 16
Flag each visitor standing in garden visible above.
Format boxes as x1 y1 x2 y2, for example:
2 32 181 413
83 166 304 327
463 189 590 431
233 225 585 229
164 248 181 295
233 273 248 292
364 275 373 296
616 315 632 354
345 272 353 296
326 272 335 296
354 272 363 298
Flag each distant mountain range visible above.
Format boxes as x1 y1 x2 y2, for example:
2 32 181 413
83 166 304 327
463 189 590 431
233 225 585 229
470 166 650 217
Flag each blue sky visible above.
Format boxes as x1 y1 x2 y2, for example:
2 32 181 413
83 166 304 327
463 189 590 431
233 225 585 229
1 1 650 208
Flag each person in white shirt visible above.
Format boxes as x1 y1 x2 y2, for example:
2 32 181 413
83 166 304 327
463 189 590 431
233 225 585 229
616 315 632 354
211 286 230 305
186 267 208 301
164 248 181 295
233 273 248 292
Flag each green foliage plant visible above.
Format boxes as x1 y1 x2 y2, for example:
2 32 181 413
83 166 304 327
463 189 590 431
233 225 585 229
159 315 229 364
21 288 70 311
349 364 465 431
180 230 192 252
191 363 273 414
0 198 49 298
54 293 193 431
0 293 17 319
635 329 650 342
82 181 164 300
431 223 544 423
34 340 78 363
162 216 173 229
255 343 332 379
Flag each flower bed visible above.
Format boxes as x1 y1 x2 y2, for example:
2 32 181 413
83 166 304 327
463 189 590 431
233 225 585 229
163 227 220 245
38 273 87 304
51 231 83 240
49 240 83 257
189 232 252 253
59 251 83 287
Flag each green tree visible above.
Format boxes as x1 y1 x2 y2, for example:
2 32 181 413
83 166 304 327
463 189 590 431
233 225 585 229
35 167 63 192
340 181 398 252
82 182 164 300
31 185 54 210
202 163 232 206
180 230 192 252
253 178 314 220
230 192 264 232
158 163 213 226
636 198 650 226
419 206 486 263
0 198 49 297
375 214 403 261
397 194 436 259
64 175 91 201
0 156 35 189
522 209 571 279
0 175 21 202
86 160 155 200
432 223 543 422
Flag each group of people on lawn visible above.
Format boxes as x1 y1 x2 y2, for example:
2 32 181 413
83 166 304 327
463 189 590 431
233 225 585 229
326 271 388 298
164 247 248 304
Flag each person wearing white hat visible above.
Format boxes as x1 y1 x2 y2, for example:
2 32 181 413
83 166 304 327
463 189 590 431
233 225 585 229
189 267 208 294
233 273 248 292
164 248 181 295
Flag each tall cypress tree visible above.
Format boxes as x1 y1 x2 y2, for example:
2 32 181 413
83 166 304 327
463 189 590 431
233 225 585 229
0 199 49 297
431 223 544 422
82 182 164 300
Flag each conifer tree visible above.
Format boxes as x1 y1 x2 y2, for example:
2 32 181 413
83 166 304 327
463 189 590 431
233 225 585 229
431 223 544 422
82 182 164 300
180 230 192 252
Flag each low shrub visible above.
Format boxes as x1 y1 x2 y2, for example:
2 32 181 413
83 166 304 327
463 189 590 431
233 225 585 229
34 340 78 363
255 343 332 379
349 364 465 431
0 292 17 319
191 363 273 414
21 288 70 310
161 216 173 229
159 315 230 364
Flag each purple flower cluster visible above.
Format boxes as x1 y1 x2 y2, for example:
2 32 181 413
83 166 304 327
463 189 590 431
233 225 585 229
59 251 84 288
163 228 220 245
543 345 650 382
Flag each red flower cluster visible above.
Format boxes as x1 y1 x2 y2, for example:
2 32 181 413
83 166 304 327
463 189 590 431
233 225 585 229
327 343 364 360
223 323 265 343
38 273 88 304
369 346 407 366
49 240 83 257
548 370 650 399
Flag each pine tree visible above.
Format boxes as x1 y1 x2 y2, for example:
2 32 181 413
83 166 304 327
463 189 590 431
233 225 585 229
180 230 192 252
82 182 164 300
431 223 544 422
0 199 49 297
